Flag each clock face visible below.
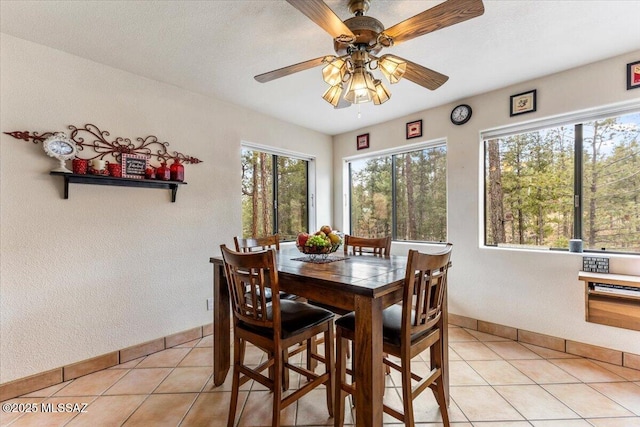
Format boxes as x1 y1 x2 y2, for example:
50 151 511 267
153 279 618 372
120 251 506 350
43 133 77 160
451 104 472 125
51 140 74 155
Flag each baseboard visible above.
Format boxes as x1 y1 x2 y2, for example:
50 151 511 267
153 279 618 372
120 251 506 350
449 313 640 370
0 323 213 402
4 317 639 402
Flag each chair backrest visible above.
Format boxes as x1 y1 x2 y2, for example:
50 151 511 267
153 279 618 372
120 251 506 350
402 243 453 342
234 234 280 252
343 235 391 257
220 244 281 332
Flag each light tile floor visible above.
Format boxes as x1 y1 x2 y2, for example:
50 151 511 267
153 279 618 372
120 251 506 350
2 326 640 426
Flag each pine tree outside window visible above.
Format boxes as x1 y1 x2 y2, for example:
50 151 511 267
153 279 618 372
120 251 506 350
241 147 309 241
348 141 447 242
484 109 640 254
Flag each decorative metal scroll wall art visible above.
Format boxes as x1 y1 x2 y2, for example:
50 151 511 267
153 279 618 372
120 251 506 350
4 123 203 164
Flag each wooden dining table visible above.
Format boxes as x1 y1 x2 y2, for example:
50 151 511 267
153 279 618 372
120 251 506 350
209 245 449 427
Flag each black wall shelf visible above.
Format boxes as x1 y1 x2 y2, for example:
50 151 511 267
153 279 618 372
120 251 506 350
50 172 186 202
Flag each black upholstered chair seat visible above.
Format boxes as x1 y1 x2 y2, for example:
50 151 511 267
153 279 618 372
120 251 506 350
239 300 334 339
335 305 433 347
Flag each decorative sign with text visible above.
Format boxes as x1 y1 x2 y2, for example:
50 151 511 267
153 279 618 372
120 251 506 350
582 256 609 273
121 154 148 179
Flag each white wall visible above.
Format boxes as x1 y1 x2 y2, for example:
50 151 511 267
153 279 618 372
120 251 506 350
0 34 333 383
332 50 640 355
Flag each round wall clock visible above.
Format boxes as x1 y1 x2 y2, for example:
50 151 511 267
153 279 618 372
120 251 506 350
450 104 472 125
42 132 77 173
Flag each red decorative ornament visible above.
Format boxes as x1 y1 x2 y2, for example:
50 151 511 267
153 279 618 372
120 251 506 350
156 162 170 181
170 158 184 182
107 162 122 178
72 159 88 175
145 166 156 180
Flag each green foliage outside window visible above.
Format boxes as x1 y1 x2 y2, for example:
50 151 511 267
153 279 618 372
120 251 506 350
349 145 447 242
485 112 640 253
241 149 308 241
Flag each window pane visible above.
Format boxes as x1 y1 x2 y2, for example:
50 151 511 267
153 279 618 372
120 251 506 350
485 127 574 248
350 156 392 238
582 113 640 253
394 147 447 241
276 156 308 241
241 149 273 238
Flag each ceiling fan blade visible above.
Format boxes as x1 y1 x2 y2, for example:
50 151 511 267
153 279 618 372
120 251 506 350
380 54 449 90
255 56 329 83
286 0 355 39
383 0 484 45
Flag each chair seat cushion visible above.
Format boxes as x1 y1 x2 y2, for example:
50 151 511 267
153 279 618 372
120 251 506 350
239 300 334 339
335 305 432 346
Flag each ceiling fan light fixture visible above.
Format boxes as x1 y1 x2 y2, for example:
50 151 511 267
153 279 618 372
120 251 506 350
322 57 347 86
322 83 344 107
372 79 390 105
379 55 407 84
344 67 376 104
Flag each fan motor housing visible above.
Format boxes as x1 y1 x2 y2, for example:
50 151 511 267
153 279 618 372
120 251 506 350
334 15 384 55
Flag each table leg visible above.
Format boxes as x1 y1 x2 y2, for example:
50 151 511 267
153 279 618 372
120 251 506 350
354 295 384 427
213 262 230 386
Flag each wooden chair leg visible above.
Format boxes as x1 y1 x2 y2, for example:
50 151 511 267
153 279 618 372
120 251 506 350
334 329 346 427
282 348 290 391
228 337 242 427
272 346 283 427
431 339 449 425
401 357 415 427
308 336 319 371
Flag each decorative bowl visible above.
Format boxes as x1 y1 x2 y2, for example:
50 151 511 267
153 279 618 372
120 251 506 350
296 243 340 256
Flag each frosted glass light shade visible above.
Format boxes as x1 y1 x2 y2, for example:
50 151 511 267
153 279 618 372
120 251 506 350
322 84 343 106
344 68 376 104
372 79 391 105
322 58 346 86
379 55 406 84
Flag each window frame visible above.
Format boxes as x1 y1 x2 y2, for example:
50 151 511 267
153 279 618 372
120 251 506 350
241 141 316 239
343 138 447 242
480 99 640 254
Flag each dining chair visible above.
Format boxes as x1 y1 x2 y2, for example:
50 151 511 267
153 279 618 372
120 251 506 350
233 234 297 301
233 234 302 389
220 244 335 427
234 234 280 252
334 243 453 427
343 234 392 257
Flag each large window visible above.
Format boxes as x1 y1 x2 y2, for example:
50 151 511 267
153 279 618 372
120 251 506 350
349 142 447 242
484 110 640 254
241 148 308 241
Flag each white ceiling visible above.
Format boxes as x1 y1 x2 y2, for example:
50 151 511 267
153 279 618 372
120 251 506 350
2 0 640 136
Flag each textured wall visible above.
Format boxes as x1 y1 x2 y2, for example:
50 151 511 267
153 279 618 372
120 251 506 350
0 34 332 383
332 50 640 355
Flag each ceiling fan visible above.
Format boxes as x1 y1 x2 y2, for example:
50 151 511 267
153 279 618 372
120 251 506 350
255 0 485 108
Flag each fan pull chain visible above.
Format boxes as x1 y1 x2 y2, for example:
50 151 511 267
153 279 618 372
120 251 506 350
357 104 362 119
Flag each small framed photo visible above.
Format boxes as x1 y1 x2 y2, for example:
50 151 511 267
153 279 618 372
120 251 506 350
406 120 422 139
356 133 369 150
121 153 148 179
510 89 537 116
627 60 640 90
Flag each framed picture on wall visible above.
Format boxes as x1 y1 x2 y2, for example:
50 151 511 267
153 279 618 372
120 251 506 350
627 60 640 90
406 120 422 139
510 89 537 116
356 133 369 150
121 154 148 179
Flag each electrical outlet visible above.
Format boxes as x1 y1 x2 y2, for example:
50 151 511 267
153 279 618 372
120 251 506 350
207 298 213 311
